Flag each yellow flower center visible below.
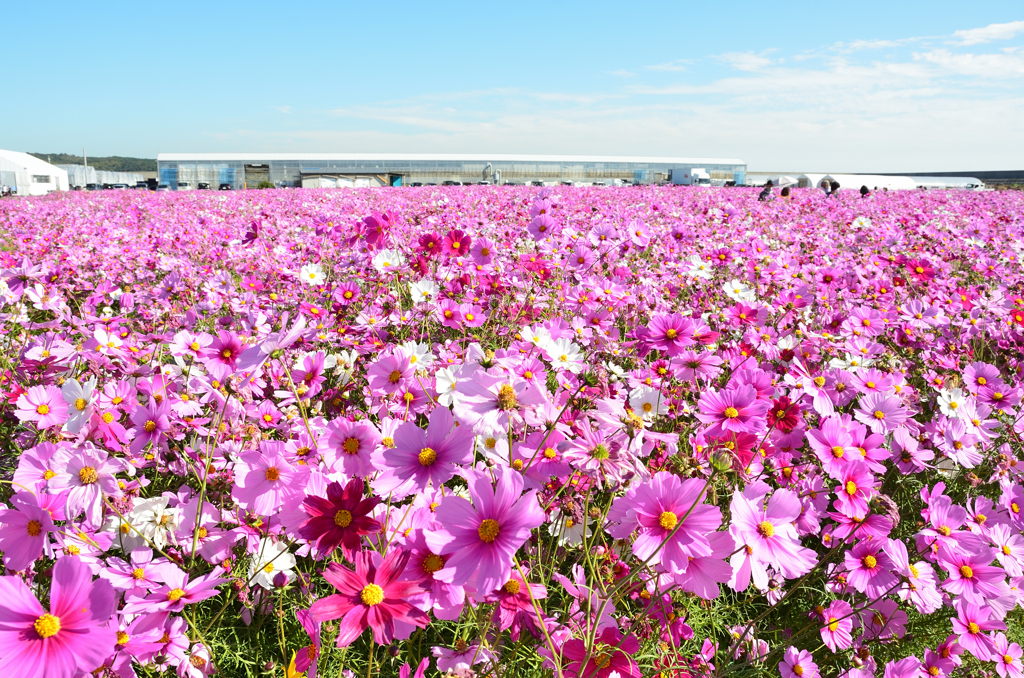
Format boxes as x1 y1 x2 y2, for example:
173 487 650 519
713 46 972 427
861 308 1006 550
132 567 146 580
478 518 500 542
723 407 739 419
423 554 444 573
659 511 678 530
845 481 857 495
167 588 186 601
503 579 521 595
959 565 974 579
79 466 98 484
828 618 839 632
74 398 87 411
334 510 353 527
36 404 50 415
418 447 437 466
343 437 360 455
27 519 42 537
144 420 157 433
757 521 774 538
937 526 951 536
43 469 56 480
666 328 678 339
388 369 402 384
496 384 518 411
360 583 384 606
832 446 845 458
968 622 980 634
794 665 804 677
543 447 557 459
863 555 877 569
117 630 130 645
813 377 826 387
265 467 280 481
34 613 61 638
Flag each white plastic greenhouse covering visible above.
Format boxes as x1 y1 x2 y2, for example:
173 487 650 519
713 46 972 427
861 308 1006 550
59 167 144 187
0 149 68 196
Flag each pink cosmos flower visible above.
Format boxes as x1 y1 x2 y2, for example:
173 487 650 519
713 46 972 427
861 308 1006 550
807 416 857 479
0 492 54 571
309 548 429 647
844 539 899 598
49 444 122 529
129 397 172 455
833 461 875 519
122 563 225 614
646 313 695 357
993 632 1024 678
854 392 909 434
324 417 382 478
613 472 722 575
15 385 68 429
938 545 1006 605
695 384 769 437
233 441 310 516
780 647 819 678
454 373 547 435
0 555 116 678
950 600 1004 660
443 229 472 257
204 330 244 371
528 214 558 241
819 599 855 652
860 599 907 640
374 406 475 499
730 488 815 580
366 349 415 395
425 466 545 594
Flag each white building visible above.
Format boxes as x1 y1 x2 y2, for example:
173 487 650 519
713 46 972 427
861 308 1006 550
820 174 917 191
0 150 69 196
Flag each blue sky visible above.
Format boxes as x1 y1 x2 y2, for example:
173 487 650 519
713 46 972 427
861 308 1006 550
4 1 1023 171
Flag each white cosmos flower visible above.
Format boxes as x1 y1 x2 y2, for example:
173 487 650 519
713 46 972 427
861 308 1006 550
685 255 713 280
62 376 97 434
724 279 756 302
249 537 296 590
410 279 437 304
629 385 667 421
121 496 181 551
299 263 326 286
543 337 584 374
435 366 460 407
547 509 592 547
400 341 435 369
372 249 405 273
937 388 969 419
520 324 552 347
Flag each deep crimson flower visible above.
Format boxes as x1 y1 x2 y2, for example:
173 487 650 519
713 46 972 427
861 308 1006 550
767 396 800 432
309 548 428 647
300 479 382 560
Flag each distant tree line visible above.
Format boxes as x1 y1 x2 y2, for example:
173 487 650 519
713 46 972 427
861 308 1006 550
29 153 156 172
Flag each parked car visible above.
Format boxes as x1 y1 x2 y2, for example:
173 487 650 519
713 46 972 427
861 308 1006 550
176 182 193 191
156 184 172 192
85 183 101 191
111 183 129 190
197 182 211 190
135 182 148 189
218 183 233 191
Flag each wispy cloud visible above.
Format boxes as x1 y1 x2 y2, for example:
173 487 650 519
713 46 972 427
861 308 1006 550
914 49 1024 77
646 60 689 72
953 20 1024 46
716 52 774 71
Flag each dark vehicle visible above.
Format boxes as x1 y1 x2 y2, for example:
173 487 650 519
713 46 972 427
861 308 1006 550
197 182 211 190
111 183 129 190
218 183 233 191
86 183 102 190
156 184 171 192
442 181 462 186
411 182 423 187
102 183 113 190
135 181 148 189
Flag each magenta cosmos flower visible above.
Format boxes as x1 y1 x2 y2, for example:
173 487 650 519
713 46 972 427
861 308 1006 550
646 313 695 357
562 627 641 678
49 444 122 529
122 564 225 614
950 600 1004 660
612 471 722 575
0 492 54 571
819 599 855 652
780 647 819 678
0 555 116 678
425 466 545 594
15 385 68 430
300 478 381 560
309 548 429 647
374 406 475 499
695 384 769 437
854 392 909 434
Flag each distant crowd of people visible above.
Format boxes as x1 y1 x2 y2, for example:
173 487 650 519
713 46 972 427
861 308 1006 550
0 184 15 197
757 179 874 202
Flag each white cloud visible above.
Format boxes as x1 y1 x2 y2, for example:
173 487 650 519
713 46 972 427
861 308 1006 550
716 52 773 71
953 20 1024 46
914 49 1024 77
646 60 689 72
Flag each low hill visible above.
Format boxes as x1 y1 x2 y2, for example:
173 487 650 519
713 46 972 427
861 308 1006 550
29 153 156 172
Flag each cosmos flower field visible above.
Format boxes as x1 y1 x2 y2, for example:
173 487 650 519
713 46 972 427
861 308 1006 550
1 185 1024 678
